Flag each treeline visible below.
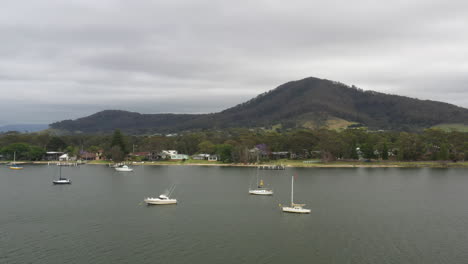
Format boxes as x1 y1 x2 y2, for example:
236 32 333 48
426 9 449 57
1 128 467 163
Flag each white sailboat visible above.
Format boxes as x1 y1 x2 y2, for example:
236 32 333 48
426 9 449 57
144 185 177 205
9 151 23 170
282 176 310 214
53 166 71 184
249 168 273 195
115 165 133 172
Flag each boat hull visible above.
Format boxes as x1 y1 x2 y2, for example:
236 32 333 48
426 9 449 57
249 189 273 195
115 168 133 172
9 166 23 170
53 180 71 184
144 198 177 205
282 207 311 214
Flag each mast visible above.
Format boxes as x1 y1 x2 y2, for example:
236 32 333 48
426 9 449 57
59 166 62 180
13 151 16 164
256 167 259 187
291 176 294 205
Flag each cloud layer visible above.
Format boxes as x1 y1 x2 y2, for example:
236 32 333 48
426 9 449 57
1 0 467 124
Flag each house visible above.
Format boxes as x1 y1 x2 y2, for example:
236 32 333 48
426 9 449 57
79 149 104 161
208 155 218 161
192 153 218 161
59 153 69 161
44 151 64 161
80 151 96 161
170 154 190 160
192 154 210 160
270 151 289 159
159 150 178 159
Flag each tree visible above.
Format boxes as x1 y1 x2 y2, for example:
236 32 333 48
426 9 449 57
381 143 389 160
1 143 31 160
109 145 125 162
27 146 46 161
65 145 79 157
437 144 449 160
216 144 233 163
198 140 216 154
111 129 127 154
397 132 424 161
46 137 67 151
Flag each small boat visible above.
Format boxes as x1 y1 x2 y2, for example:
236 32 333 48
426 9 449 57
115 165 133 172
53 166 71 185
249 179 273 195
144 185 177 205
282 176 310 214
249 169 273 195
9 152 23 170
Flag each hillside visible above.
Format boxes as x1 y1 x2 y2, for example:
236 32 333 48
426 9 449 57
50 77 468 134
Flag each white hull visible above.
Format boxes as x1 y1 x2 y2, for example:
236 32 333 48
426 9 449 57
282 206 311 214
249 189 273 195
53 179 71 184
115 166 133 172
144 198 177 205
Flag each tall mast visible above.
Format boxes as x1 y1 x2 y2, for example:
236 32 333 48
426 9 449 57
59 166 62 179
291 176 294 205
256 167 259 187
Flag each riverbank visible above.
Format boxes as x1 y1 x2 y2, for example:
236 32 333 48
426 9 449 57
80 159 468 168
3 160 468 168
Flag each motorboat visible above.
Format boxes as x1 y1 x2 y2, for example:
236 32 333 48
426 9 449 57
115 165 133 172
144 194 177 205
144 185 177 205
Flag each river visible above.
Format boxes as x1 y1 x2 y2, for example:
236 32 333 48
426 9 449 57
1 165 467 263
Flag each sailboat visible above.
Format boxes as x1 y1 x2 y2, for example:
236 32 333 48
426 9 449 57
53 166 71 184
249 168 273 195
144 185 177 205
9 152 23 170
281 176 310 214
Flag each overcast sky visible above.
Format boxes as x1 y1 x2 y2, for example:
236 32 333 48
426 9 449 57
1 0 467 125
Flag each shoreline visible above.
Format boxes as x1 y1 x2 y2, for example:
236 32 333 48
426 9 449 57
8 160 467 168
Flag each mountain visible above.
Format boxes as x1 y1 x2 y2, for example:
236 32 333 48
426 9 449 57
0 124 48 133
50 77 468 134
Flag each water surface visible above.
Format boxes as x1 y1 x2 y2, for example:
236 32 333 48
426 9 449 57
1 165 468 263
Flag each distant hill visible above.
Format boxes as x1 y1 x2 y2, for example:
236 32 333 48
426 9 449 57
0 124 48 133
50 77 468 134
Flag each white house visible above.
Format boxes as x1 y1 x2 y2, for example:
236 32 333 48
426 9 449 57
59 153 69 161
192 154 210 160
170 154 190 160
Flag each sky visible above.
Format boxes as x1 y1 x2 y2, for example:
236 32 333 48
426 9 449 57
1 0 467 125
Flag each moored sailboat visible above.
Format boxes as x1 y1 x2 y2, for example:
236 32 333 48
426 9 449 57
53 166 71 184
282 176 310 214
9 152 23 170
249 168 273 195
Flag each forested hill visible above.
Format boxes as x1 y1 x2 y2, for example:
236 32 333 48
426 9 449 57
50 77 468 134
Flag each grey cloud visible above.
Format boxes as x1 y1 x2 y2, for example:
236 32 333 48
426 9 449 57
0 0 467 125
